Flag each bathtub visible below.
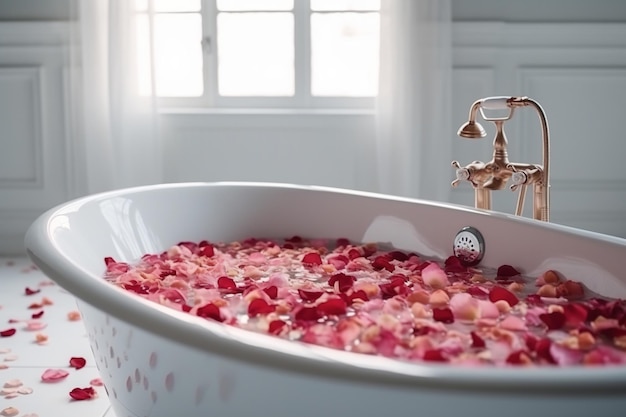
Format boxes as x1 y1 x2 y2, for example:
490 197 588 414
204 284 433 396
24 182 626 417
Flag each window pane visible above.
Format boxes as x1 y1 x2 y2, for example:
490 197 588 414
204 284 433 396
154 0 201 12
135 0 201 12
218 13 294 96
136 14 152 95
217 0 293 11
311 12 379 97
311 0 380 11
139 13 203 97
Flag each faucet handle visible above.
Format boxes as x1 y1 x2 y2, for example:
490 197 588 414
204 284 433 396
451 161 469 187
507 164 543 191
451 160 484 188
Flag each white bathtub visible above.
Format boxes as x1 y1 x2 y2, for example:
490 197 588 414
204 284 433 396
24 182 626 417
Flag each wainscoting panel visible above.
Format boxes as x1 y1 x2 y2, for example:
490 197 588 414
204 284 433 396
0 23 71 254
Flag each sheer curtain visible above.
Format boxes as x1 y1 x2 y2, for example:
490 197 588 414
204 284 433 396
69 1 162 196
376 0 452 201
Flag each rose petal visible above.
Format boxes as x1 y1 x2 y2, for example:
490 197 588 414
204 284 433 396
262 286 278 299
488 286 519 307
432 307 454 323
298 289 324 303
444 256 466 273
0 329 16 337
302 252 323 266
496 265 521 278
449 293 480 321
196 303 223 322
328 273 356 293
268 320 287 335
248 299 276 317
470 331 486 348
24 287 40 296
499 315 527 332
69 357 87 370
41 369 69 382
539 311 566 330
317 298 348 316
69 386 97 401
89 378 104 387
31 310 44 319
421 263 449 289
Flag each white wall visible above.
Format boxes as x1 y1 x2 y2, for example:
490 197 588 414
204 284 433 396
2 7 626 254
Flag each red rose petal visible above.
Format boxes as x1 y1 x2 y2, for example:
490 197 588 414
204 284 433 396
196 303 223 322
263 286 278 299
444 256 466 273
534 338 556 364
423 349 447 362
217 276 238 291
298 289 324 303
496 264 521 278
336 238 350 247
432 307 454 324
348 290 369 303
328 273 356 293
563 303 588 327
0 328 16 337
467 286 488 297
199 244 215 257
69 386 97 401
388 251 409 262
488 286 519 307
539 311 566 330
31 311 44 319
506 350 531 365
371 256 395 272
302 252 323 266
317 298 347 316
268 320 287 335
69 357 87 370
248 299 276 317
347 248 362 260
470 331 486 348
24 287 40 296
294 306 321 321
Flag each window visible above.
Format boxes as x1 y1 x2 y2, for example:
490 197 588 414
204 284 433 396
135 0 380 108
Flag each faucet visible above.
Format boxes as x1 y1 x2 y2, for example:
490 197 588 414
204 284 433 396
451 96 551 222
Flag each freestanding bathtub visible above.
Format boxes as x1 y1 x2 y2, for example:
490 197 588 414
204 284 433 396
24 182 626 417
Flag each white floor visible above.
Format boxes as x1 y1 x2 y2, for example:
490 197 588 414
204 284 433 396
0 257 115 417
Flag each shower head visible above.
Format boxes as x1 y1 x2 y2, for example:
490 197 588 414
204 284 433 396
457 121 486 138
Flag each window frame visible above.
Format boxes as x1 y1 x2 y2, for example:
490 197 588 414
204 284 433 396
154 0 378 110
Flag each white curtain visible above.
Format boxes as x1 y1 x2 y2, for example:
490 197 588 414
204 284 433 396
376 0 452 201
69 1 162 196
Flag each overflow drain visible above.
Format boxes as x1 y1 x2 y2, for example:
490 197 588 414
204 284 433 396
453 226 485 266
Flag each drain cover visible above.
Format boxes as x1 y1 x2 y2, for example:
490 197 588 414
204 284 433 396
453 226 485 266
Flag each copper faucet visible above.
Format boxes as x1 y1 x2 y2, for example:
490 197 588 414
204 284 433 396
451 96 551 221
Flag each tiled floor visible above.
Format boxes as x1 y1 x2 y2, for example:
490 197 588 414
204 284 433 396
0 257 114 417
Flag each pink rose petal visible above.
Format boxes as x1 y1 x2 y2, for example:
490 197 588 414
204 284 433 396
449 293 480 321
41 368 69 382
499 315 527 332
421 263 449 289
